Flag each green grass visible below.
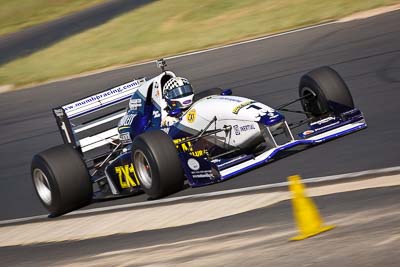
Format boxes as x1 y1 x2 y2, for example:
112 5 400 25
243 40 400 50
0 0 107 36
1 0 399 87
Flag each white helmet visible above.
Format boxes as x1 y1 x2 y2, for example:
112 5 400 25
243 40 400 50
163 77 194 110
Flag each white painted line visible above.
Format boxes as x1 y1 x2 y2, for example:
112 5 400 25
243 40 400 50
164 22 335 60
0 214 49 225
50 4 400 76
375 235 400 246
91 226 294 258
1 165 400 226
94 226 270 257
13 4 400 92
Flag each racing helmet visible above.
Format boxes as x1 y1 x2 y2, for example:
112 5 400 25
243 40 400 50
163 77 194 110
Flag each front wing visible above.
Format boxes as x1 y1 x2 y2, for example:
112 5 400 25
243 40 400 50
179 109 367 187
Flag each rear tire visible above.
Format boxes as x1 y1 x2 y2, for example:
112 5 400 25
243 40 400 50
299 66 354 117
193 88 223 102
31 144 92 216
131 130 184 199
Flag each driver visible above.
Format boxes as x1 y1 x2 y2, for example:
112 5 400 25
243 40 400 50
161 77 195 127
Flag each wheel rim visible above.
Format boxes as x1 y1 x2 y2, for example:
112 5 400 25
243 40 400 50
33 168 52 205
134 150 153 189
302 87 321 115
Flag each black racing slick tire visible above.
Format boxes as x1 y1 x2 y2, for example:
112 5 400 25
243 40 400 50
131 130 184 199
31 144 92 216
193 87 223 102
299 66 355 117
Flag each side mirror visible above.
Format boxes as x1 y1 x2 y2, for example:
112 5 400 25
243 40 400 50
221 89 232 96
168 108 182 117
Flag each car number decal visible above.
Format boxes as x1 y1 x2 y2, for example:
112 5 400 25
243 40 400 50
114 163 140 188
186 109 196 123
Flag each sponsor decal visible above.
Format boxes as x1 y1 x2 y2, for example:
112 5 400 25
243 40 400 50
120 136 131 143
232 100 255 114
187 158 200 171
310 116 336 126
153 82 161 98
173 138 206 157
64 80 140 111
186 109 196 123
119 132 131 144
233 124 255 135
214 96 242 103
302 130 315 136
121 81 141 90
152 110 161 118
240 124 255 131
233 125 240 135
191 170 213 179
119 114 136 127
183 99 192 105
114 163 140 189
129 98 142 110
267 111 279 119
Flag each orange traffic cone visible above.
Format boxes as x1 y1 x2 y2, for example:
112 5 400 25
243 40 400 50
288 175 335 241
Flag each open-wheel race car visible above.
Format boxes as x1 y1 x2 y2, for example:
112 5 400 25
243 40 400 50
31 59 367 216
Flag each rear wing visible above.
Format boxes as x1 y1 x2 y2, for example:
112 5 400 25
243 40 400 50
53 78 145 154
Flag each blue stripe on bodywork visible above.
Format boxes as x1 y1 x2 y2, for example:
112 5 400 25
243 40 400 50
220 122 367 180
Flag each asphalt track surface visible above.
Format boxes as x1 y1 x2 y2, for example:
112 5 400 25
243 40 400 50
0 0 154 65
1 186 399 266
1 11 400 220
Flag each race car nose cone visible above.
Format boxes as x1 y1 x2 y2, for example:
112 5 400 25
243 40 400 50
259 111 284 126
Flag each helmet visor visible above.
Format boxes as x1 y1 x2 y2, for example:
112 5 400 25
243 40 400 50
166 84 193 99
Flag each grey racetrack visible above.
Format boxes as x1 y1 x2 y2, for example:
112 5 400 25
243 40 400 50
2 186 399 266
1 10 400 221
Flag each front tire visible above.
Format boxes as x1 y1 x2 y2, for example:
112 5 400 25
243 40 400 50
299 66 354 117
31 144 92 216
131 130 184 199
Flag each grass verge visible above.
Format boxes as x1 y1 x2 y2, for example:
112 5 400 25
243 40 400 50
1 0 399 88
0 0 107 36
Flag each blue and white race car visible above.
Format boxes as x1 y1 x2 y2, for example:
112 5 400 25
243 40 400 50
31 59 367 216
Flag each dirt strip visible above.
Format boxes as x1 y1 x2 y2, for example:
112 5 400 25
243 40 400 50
338 3 400 22
0 174 399 247
60 201 400 267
